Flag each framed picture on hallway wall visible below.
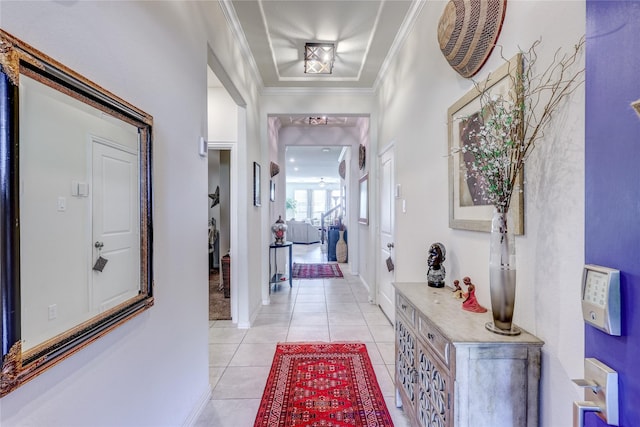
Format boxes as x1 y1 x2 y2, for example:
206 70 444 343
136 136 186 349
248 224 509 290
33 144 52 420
270 180 276 202
447 54 524 234
253 162 261 207
358 174 369 225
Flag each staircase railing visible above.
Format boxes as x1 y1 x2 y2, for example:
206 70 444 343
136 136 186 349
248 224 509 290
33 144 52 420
320 204 342 244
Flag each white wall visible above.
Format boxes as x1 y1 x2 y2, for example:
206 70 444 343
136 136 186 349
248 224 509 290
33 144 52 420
207 87 237 142
376 1 585 425
267 118 283 227
0 1 261 425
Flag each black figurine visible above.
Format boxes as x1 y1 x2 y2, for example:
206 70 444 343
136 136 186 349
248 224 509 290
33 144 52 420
427 242 446 288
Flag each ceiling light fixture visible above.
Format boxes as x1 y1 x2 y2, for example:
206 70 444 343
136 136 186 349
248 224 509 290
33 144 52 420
309 116 328 125
304 43 335 74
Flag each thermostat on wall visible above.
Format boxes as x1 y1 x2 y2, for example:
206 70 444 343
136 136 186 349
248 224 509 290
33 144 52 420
581 264 621 336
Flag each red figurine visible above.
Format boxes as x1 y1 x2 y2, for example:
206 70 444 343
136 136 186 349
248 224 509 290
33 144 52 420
461 276 487 313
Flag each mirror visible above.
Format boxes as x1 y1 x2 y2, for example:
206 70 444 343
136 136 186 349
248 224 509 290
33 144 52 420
0 29 153 396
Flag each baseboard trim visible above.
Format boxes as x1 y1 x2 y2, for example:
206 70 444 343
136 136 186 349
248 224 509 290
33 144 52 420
182 384 212 426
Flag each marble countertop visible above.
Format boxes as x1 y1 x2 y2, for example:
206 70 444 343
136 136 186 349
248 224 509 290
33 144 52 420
394 282 544 346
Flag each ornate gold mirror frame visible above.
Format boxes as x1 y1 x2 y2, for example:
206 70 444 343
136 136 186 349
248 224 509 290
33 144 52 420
0 29 153 396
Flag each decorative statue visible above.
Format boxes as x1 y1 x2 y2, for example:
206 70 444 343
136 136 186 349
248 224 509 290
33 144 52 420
461 277 487 313
452 279 465 299
427 242 446 288
208 186 220 207
271 215 287 245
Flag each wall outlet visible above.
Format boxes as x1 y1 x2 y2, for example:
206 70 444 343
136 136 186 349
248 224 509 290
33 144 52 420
48 304 58 320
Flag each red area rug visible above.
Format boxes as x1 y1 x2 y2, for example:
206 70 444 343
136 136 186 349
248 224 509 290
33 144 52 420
255 342 394 427
292 263 343 279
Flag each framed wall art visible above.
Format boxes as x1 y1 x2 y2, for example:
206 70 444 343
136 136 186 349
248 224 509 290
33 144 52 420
253 162 261 206
447 54 524 234
358 174 369 225
270 180 276 202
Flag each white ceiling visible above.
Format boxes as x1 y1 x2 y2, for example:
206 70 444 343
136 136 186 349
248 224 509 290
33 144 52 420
285 145 346 185
225 0 422 89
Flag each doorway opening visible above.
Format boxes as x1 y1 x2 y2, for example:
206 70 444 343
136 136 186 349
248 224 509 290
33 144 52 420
208 149 231 320
206 44 246 324
285 145 346 263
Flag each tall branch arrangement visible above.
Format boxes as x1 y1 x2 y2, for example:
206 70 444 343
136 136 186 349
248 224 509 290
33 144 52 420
460 37 585 213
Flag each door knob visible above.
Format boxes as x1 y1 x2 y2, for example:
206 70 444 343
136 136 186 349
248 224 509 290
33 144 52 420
387 243 395 249
94 241 104 249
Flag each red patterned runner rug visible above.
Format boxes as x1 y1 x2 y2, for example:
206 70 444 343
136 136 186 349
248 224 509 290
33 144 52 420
292 263 343 279
255 342 394 427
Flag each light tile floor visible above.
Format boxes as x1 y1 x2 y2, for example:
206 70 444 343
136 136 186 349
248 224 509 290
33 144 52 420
195 243 411 427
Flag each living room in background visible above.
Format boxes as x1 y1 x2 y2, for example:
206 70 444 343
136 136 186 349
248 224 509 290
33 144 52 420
284 146 345 225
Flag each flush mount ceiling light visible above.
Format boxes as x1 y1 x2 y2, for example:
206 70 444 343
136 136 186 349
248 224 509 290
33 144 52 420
304 43 335 74
309 116 328 125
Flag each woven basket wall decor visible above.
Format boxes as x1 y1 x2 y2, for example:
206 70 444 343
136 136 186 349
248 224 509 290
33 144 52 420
270 161 280 177
632 99 640 119
437 0 507 78
338 159 346 179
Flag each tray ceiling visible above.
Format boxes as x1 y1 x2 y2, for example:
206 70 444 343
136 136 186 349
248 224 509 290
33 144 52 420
227 0 420 89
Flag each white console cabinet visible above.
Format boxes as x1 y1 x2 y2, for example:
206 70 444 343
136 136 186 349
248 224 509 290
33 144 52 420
394 283 543 427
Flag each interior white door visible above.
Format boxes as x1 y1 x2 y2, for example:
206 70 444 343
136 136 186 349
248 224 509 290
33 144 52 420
92 139 140 312
377 146 395 323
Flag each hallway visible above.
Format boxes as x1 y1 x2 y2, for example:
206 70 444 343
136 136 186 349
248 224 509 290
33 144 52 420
196 243 410 426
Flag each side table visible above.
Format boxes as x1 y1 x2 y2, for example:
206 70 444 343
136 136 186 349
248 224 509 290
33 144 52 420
269 241 293 293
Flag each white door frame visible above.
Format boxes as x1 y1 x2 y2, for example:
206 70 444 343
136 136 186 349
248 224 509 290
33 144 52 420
376 141 396 323
207 141 238 322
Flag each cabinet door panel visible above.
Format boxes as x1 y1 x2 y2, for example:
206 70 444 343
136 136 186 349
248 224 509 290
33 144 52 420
417 341 452 427
396 318 417 407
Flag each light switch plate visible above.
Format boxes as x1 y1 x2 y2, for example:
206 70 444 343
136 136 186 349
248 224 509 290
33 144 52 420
78 182 89 196
199 136 208 157
57 197 66 212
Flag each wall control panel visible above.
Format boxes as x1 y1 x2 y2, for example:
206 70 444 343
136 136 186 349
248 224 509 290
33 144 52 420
581 264 621 335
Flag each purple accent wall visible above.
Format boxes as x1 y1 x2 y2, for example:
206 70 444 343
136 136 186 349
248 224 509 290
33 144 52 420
585 1 640 426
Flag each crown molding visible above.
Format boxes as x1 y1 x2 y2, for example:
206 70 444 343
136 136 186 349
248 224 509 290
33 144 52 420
261 86 375 96
373 0 427 92
219 0 264 90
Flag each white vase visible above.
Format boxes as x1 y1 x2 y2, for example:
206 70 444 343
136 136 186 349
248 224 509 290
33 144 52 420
486 209 521 336
336 230 347 263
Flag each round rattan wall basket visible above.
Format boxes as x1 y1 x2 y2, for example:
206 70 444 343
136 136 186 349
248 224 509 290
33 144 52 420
437 0 507 78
